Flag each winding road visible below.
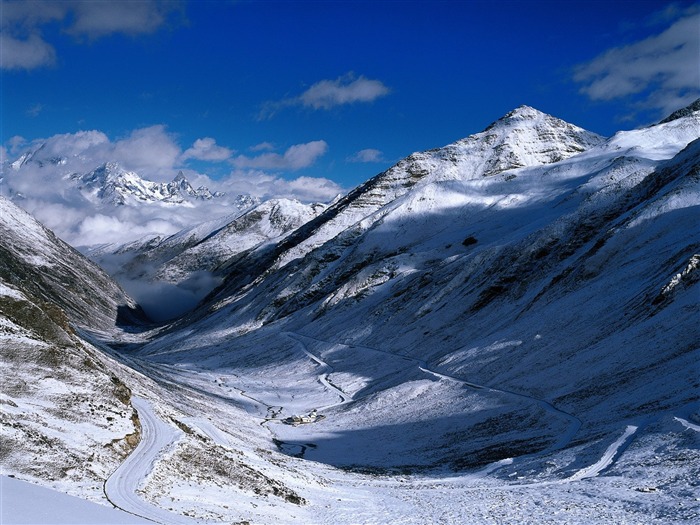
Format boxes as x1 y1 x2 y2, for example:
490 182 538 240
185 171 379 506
286 333 354 410
566 425 638 482
281 332 657 484
104 397 192 524
287 331 582 457
92 328 668 521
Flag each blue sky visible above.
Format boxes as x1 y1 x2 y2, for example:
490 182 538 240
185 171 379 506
1 0 698 197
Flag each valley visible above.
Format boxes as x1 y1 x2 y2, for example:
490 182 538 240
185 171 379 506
1 102 699 524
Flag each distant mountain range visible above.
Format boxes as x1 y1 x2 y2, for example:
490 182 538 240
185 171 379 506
8 147 232 206
1 100 698 525
1 148 261 247
71 163 226 206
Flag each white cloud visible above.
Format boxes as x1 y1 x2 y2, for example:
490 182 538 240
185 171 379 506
574 8 700 115
111 125 181 178
182 137 233 162
231 140 328 170
0 0 184 70
347 148 385 163
32 130 110 160
260 73 390 118
7 135 27 153
299 73 390 110
250 141 276 152
220 169 344 203
0 33 56 70
76 214 180 246
6 126 180 181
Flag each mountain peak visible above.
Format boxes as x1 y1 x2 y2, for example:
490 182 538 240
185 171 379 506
453 106 606 176
504 104 544 119
486 105 573 132
69 163 225 206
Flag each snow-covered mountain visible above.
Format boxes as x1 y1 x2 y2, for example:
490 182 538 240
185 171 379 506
88 197 327 321
71 163 226 206
2 102 699 525
8 144 232 207
131 102 699 520
0 196 145 328
259 105 605 271
196 103 697 331
95 197 327 284
0 196 144 501
2 148 260 246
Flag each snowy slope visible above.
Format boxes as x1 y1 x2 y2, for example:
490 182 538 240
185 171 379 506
0 196 145 329
88 198 327 321
0 197 147 503
124 103 699 522
0 196 309 522
1 476 150 524
3 103 699 525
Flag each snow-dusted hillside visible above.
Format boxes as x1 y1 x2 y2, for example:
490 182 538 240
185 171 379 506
131 102 699 521
89 197 327 321
0 196 144 328
2 102 699 525
0 196 309 521
0 196 144 501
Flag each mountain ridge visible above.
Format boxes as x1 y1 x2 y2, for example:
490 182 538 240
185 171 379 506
71 162 226 206
2 101 699 525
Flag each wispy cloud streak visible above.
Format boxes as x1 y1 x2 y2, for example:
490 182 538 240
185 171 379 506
260 73 390 118
574 6 700 116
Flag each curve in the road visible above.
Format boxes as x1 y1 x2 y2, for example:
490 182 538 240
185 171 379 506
289 331 582 456
566 425 638 481
286 333 353 410
104 397 192 524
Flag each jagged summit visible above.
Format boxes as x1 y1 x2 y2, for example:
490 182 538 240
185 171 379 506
71 162 224 206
